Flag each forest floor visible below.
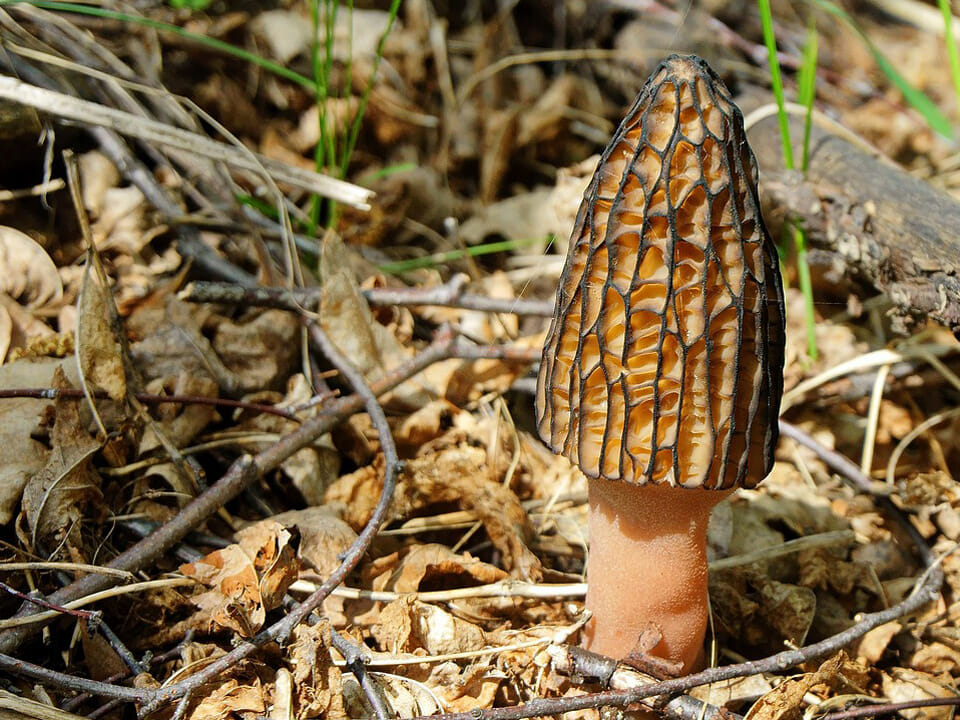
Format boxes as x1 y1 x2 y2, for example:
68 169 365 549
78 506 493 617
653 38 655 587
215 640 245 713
3 2 960 720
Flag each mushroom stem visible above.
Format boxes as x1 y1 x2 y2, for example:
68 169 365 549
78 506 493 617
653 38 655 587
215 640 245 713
583 479 733 673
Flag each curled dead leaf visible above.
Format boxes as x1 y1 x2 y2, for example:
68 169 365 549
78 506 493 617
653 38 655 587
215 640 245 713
0 226 62 309
744 654 847 720
77 260 126 402
20 367 102 557
181 522 299 637
0 357 78 523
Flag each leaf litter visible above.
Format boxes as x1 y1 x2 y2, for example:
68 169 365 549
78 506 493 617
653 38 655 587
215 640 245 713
1 3 960 720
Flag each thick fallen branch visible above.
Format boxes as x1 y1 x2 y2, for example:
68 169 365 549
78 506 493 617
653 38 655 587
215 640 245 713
747 114 960 336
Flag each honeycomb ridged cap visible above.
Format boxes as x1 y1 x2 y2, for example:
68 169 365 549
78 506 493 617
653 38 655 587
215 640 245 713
536 55 786 491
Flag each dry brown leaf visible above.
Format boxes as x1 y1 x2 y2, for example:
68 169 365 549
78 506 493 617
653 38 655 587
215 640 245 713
181 523 298 637
371 596 419 654
367 543 508 593
855 621 901 665
287 622 346 720
236 374 340 504
0 226 63 309
372 597 486 655
139 373 220 454
0 292 58 363
0 301 9 363
235 521 300 610
187 678 266 720
0 357 78 523
326 440 541 578
261 507 356 577
881 668 958 720
394 399 458 455
755 574 817 648
91 186 149 253
690 675 775 709
77 260 126 402
78 150 121 218
318 237 434 407
364 674 437 719
181 544 264 637
744 654 846 720
909 641 960 675
427 662 502 712
211 309 298 391
20 367 102 556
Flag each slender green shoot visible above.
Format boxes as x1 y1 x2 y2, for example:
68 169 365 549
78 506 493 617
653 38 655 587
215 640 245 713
340 0 401 180
757 0 794 169
794 19 819 359
307 0 339 232
307 0 401 232
757 0 818 359
814 0 953 138
797 20 818 173
378 236 548 275
356 161 418 185
938 0 960 119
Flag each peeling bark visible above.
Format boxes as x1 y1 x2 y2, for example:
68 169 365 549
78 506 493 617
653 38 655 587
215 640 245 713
747 115 960 336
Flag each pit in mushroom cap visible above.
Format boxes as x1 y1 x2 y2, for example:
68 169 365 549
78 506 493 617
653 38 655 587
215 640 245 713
536 54 786 493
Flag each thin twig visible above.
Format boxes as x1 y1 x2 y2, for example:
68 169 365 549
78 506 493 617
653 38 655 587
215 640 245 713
0 583 99 622
0 655 148 703
179 277 556 317
0 326 457 656
135 319 409 715
0 76 373 208
817 696 960 720
331 629 392 720
0 388 301 421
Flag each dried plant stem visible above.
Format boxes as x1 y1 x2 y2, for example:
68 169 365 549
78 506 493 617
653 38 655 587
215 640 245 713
818 696 960 720
0 326 456 656
0 76 372 208
136 319 409 715
179 277 556 317
0 388 301 421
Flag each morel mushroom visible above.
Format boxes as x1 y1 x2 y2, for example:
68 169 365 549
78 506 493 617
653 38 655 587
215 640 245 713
536 55 785 673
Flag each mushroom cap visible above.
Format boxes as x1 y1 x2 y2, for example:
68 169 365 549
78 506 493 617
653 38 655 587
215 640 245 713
536 55 786 491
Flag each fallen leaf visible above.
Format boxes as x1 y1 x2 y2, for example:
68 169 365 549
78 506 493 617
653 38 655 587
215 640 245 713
187 678 266 720
882 668 958 720
0 226 62 309
77 260 126 402
744 654 846 720
287 622 346 720
372 597 487 655
367 543 508 593
20 367 102 557
0 357 79 523
327 440 541 578
261 507 356 577
181 522 299 637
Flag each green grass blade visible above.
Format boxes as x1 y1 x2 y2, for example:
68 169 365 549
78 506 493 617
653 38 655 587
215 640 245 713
340 0 401 179
792 224 818 360
798 19 818 172
378 235 548 275
814 0 954 138
938 0 960 118
757 0 794 170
